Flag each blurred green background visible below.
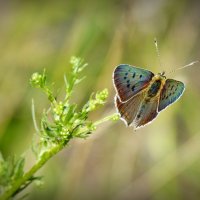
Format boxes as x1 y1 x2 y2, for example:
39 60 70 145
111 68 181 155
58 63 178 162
1 0 200 199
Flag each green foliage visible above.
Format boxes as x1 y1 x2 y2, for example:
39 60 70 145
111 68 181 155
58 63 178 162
0 57 119 200
0 154 25 188
30 57 111 155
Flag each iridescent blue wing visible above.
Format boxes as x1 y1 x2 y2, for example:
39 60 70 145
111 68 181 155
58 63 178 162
115 90 146 126
133 96 159 129
158 79 185 112
113 64 154 102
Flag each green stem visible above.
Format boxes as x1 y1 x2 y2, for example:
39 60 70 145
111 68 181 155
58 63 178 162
0 144 65 200
0 113 119 200
94 113 120 126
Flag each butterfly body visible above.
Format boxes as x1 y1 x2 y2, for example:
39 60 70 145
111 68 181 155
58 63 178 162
113 64 185 129
146 74 165 99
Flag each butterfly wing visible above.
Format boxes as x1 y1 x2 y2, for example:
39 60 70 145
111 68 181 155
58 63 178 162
115 90 146 126
133 96 159 129
113 64 154 102
158 79 185 112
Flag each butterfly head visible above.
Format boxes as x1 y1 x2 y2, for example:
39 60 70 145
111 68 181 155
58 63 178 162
158 71 166 78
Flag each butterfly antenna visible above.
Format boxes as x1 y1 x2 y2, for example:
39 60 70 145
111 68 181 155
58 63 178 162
167 60 199 74
154 38 163 72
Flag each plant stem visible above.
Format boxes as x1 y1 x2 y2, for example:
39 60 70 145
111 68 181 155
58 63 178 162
0 113 118 200
0 144 64 200
94 113 119 126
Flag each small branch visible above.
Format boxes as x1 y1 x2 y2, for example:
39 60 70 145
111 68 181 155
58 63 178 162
0 143 65 200
0 113 119 200
31 99 39 133
94 113 120 126
0 57 119 199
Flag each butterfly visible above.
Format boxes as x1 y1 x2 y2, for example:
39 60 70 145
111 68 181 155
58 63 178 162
113 64 185 130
